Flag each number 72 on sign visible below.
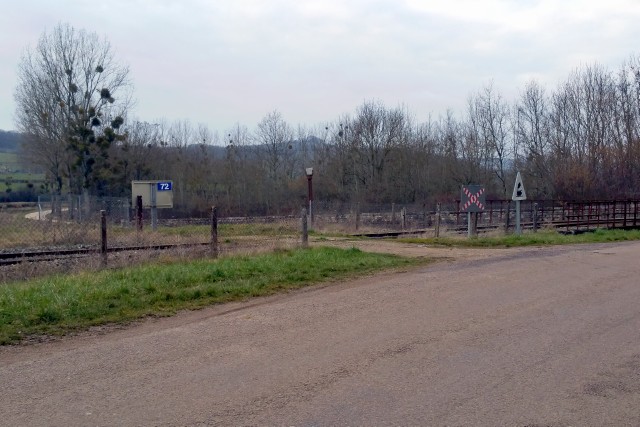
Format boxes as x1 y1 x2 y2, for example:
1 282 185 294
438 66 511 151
157 182 172 191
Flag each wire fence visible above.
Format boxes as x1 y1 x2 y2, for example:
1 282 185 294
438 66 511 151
313 199 640 233
312 200 531 233
6 202 291 259
4 197 638 252
0 197 304 283
2 196 639 282
2 197 631 254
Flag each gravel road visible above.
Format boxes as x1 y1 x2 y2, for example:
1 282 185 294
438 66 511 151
1 240 640 426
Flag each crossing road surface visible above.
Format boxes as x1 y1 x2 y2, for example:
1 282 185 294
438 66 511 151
1 241 640 426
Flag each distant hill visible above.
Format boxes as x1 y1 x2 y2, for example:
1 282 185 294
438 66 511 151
0 130 21 152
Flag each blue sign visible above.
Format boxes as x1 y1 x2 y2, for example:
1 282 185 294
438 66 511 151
157 182 172 191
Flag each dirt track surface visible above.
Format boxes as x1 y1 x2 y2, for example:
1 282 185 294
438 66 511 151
2 240 640 426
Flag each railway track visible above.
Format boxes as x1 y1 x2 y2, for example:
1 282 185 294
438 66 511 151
0 242 210 266
351 219 640 239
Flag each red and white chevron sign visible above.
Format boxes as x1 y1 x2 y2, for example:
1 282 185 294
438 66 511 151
461 185 486 212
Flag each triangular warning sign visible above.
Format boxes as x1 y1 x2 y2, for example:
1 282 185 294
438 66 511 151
512 172 527 201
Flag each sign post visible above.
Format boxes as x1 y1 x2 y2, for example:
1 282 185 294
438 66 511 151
151 184 158 231
511 172 527 235
460 185 486 238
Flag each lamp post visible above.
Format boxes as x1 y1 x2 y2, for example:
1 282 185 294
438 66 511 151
305 167 313 225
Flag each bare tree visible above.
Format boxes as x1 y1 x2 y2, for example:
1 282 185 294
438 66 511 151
461 97 492 187
255 111 294 212
222 123 256 214
14 23 132 195
350 101 409 202
166 120 194 206
110 120 159 195
515 80 552 197
468 84 512 197
612 58 640 193
256 110 293 183
548 66 618 199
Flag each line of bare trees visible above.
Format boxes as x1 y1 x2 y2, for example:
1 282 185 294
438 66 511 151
110 56 640 216
16 26 640 216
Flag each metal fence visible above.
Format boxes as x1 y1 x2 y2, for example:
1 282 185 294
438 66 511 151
1 206 303 253
5 198 640 254
312 199 640 235
0 198 305 283
3 197 640 282
312 200 483 233
36 194 131 224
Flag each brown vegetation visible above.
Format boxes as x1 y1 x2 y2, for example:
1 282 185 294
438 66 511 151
15 23 640 215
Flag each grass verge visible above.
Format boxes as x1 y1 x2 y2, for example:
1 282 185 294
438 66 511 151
398 228 640 247
0 246 425 345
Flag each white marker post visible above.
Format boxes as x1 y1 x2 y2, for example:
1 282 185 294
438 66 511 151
512 172 527 235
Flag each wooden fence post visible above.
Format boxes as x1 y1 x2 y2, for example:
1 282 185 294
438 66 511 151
434 203 441 238
210 206 218 258
136 195 143 231
301 208 308 248
505 201 511 233
489 201 493 225
472 212 479 237
352 202 361 231
101 210 107 266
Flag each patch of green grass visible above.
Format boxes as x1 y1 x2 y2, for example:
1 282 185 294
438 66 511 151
110 222 299 238
0 150 46 192
0 247 426 344
109 224 208 238
0 170 46 193
0 152 18 163
0 172 46 181
0 183 38 193
219 222 298 236
107 222 300 246
398 228 640 248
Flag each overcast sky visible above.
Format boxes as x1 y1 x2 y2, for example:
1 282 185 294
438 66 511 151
2 0 640 136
